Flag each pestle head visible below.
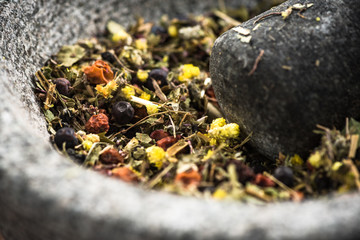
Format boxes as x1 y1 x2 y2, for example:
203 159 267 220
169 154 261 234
210 0 360 159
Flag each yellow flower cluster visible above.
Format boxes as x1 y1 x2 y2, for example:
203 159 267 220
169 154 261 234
178 64 200 82
308 151 323 168
95 80 118 99
121 85 135 100
109 21 131 42
140 92 151 101
208 118 240 145
146 104 159 115
137 70 149 83
146 146 166 169
135 38 148 50
82 133 100 151
212 189 227 200
290 154 304 166
210 117 226 129
85 134 100 143
203 149 214 161
168 25 178 37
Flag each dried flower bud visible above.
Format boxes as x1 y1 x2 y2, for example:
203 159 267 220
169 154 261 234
85 113 109 133
53 78 71 96
112 101 134 125
146 146 166 169
175 169 201 188
150 129 169 141
100 148 124 164
156 135 181 150
112 167 139 183
84 60 114 84
54 127 78 149
253 174 275 187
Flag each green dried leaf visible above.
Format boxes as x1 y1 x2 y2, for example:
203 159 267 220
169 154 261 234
98 132 116 145
44 109 55 122
136 133 152 144
84 145 102 166
57 45 86 67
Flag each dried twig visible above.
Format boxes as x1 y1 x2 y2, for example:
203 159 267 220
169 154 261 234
253 12 282 25
248 49 265 76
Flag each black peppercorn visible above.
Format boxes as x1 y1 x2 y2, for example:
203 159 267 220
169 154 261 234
112 101 134 125
53 78 71 96
150 25 167 35
145 68 168 90
101 51 117 64
273 166 294 187
54 127 78 149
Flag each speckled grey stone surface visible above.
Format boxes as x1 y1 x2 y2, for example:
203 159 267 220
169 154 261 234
1 0 360 239
210 0 360 159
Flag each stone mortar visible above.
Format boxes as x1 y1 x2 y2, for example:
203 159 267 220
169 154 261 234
0 0 360 239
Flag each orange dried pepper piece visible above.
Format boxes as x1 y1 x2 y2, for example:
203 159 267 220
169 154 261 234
253 174 275 187
84 60 114 84
112 167 139 183
175 169 201 188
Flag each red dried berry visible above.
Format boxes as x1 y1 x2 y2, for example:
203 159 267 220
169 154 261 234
85 113 109 133
253 174 275 187
99 148 124 164
150 129 169 141
228 160 255 184
156 135 181 150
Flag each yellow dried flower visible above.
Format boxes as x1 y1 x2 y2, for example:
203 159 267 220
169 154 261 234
332 161 343 171
208 123 240 140
162 55 169 63
213 189 227 200
135 38 148 50
85 134 100 143
108 21 131 42
203 149 214 161
137 70 149 83
221 123 240 139
121 85 135 100
140 92 151 101
95 80 118 99
168 25 178 37
82 140 93 151
146 146 166 169
210 117 226 130
308 151 323 168
290 154 304 166
146 104 159 115
178 64 200 82
209 138 217 146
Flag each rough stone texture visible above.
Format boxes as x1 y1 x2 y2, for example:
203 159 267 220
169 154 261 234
210 0 360 159
1 0 360 239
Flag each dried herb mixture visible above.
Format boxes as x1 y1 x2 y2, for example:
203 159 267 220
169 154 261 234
34 8 360 204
